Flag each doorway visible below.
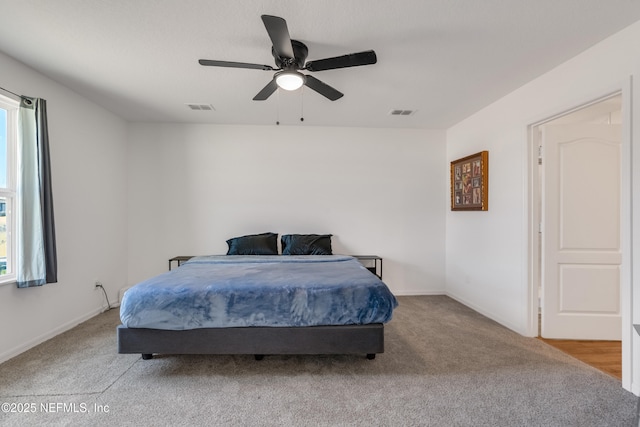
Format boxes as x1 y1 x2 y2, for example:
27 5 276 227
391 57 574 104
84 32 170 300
530 94 623 376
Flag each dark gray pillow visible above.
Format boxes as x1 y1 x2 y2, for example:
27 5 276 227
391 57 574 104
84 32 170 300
281 234 333 255
226 232 278 255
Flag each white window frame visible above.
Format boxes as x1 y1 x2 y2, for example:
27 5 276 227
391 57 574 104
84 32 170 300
0 95 18 285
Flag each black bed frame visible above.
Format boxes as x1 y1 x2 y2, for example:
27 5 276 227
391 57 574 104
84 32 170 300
117 323 385 360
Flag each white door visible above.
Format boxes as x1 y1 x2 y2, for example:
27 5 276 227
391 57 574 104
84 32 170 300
541 123 621 340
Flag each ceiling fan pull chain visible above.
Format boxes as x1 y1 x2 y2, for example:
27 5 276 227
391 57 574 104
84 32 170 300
300 87 304 122
276 88 280 125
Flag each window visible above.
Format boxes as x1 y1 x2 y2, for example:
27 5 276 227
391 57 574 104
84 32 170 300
0 95 18 283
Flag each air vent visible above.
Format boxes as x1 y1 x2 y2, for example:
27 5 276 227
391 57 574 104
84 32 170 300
389 109 416 116
186 104 215 111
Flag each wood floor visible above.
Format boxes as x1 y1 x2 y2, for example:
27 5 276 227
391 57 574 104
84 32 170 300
537 337 622 380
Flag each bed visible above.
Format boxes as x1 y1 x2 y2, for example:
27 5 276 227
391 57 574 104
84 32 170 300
117 254 398 360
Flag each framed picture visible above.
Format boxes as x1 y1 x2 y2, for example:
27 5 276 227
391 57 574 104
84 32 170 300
450 150 488 211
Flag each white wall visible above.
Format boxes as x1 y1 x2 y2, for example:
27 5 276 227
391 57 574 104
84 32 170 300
127 124 446 296
445 20 640 393
0 52 129 363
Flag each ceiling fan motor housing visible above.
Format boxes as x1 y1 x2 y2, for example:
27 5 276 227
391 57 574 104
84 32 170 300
272 40 308 70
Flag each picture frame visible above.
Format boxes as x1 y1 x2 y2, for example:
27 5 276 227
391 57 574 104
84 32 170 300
450 150 488 211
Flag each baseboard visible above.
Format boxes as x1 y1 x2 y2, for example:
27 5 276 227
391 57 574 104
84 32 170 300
0 290 514 365
445 290 527 336
395 290 526 335
393 290 446 296
0 306 104 365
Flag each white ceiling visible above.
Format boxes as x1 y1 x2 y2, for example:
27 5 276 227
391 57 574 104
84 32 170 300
1 1 639 129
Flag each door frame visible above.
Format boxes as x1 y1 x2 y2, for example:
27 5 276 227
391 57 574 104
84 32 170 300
526 85 633 391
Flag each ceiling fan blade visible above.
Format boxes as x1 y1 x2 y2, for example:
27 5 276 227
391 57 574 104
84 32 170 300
261 15 294 59
253 79 278 101
199 59 274 71
304 75 343 101
305 50 377 72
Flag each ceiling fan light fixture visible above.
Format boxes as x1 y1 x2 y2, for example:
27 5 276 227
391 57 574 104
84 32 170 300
275 71 305 91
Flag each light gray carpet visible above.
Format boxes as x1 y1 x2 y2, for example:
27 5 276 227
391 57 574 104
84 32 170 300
0 296 636 426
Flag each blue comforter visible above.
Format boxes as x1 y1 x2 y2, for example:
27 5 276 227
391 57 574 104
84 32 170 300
120 255 398 330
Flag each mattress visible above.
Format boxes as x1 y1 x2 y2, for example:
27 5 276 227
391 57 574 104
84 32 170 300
120 255 398 330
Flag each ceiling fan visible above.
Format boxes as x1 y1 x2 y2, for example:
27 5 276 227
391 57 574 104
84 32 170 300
198 15 377 101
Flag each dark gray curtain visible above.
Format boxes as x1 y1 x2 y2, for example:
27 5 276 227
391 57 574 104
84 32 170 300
16 97 57 287
37 99 57 284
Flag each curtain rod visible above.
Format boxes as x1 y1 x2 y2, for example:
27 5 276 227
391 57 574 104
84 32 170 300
0 85 23 101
